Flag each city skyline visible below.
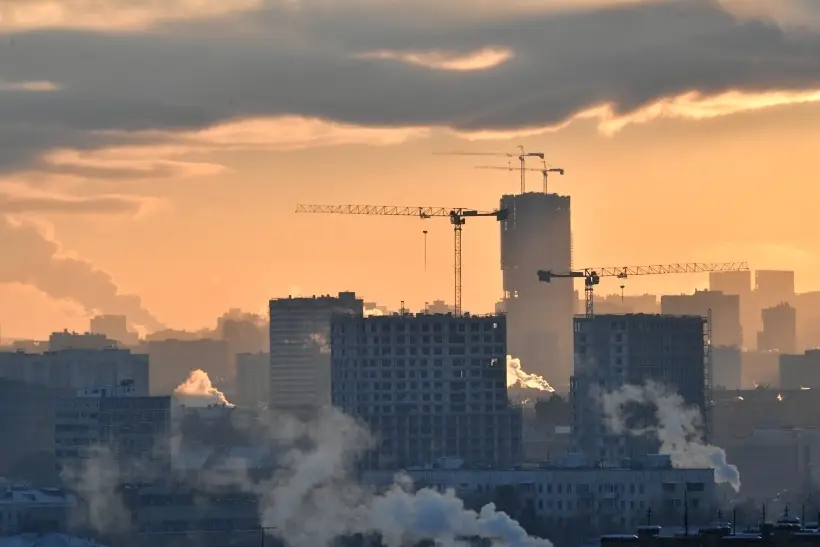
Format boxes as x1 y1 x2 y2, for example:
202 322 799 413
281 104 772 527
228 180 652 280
2 0 820 337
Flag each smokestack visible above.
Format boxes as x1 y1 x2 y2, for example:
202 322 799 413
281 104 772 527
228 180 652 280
0 217 164 332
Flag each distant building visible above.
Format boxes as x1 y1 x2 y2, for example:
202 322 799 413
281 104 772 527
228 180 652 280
712 346 741 390
331 312 522 469
269 291 363 415
0 479 75 536
146 338 230 396
0 379 58 483
740 349 780 388
755 270 795 309
500 191 574 392
571 314 708 463
780 350 820 390
363 454 716 531
48 331 118 351
0 348 149 396
759 303 797 354
710 271 752 296
236 352 269 408
55 389 172 478
660 290 742 348
90 315 139 346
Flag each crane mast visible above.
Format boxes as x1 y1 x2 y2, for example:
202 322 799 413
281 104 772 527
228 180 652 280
537 262 750 317
475 161 565 193
433 145 545 194
295 204 507 316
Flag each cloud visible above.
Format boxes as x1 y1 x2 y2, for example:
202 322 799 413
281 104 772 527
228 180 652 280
0 184 148 214
0 216 165 331
0 79 59 92
356 47 514 72
0 0 262 32
1 0 820 175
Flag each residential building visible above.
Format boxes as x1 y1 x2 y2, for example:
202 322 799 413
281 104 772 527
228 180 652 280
712 346 741 390
0 348 149 396
780 350 820 390
0 479 75 536
500 191 574 392
571 314 708 463
759 303 797 354
90 314 139 346
269 291 363 415
55 388 172 478
331 312 522 469
48 331 118 351
363 454 716 532
0 379 58 482
660 290 742 348
236 352 270 408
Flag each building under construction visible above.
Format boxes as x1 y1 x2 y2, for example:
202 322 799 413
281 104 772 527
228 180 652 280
500 191 574 392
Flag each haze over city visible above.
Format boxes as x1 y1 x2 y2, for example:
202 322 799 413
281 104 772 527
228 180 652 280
2 2 820 547
1 0 820 337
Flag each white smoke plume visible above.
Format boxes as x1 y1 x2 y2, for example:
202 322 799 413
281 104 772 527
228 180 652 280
364 307 385 317
309 332 331 354
257 406 552 547
173 369 233 406
599 381 740 492
506 355 555 392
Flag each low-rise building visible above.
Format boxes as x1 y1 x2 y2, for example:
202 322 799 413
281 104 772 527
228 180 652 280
0 479 75 536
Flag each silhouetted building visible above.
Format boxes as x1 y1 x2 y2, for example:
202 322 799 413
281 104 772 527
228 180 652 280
661 290 742 348
331 313 522 469
756 270 796 309
269 291 363 415
0 348 149 396
90 314 139 346
55 389 172 479
780 350 820 390
500 192 573 392
759 303 797 354
48 331 118 351
146 338 230 396
571 314 708 463
710 270 752 296
236 352 269 408
712 346 741 390
0 379 58 483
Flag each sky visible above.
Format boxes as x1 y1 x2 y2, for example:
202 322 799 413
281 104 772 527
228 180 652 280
1 0 820 338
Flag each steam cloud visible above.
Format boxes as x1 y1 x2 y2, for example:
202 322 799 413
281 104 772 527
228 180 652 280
600 381 740 492
173 369 233 406
310 332 331 354
364 307 385 317
258 407 552 547
506 355 555 392
0 217 164 332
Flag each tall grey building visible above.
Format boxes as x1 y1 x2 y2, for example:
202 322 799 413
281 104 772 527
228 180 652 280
331 313 522 470
500 192 574 392
571 314 708 463
269 291 363 415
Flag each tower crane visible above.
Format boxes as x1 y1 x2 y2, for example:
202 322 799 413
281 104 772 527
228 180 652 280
475 161 565 193
295 204 508 316
537 262 750 318
433 145 545 194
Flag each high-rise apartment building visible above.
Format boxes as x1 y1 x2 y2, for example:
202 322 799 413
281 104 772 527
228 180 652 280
661 290 742 348
269 291 363 415
500 192 573 391
755 270 795 308
759 303 797 354
236 352 270 408
330 313 522 469
571 314 708 463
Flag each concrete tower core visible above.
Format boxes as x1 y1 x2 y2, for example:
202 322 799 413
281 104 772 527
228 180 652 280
500 191 573 391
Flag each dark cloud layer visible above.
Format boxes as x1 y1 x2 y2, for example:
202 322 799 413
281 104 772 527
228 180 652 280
0 0 819 172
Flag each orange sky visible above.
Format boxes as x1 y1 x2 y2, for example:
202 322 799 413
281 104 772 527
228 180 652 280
1 0 820 338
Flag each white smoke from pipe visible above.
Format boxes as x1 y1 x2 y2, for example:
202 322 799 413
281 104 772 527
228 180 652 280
600 381 740 492
506 355 555 392
258 407 552 547
173 369 233 407
364 307 384 317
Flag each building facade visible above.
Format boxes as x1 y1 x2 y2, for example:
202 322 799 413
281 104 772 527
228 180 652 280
236 352 270 408
269 291 363 414
571 314 708 463
363 455 716 532
500 192 574 392
0 348 149 396
331 313 522 469
780 349 820 389
759 303 797 354
661 290 742 348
